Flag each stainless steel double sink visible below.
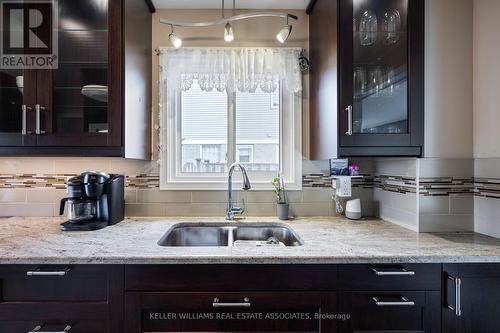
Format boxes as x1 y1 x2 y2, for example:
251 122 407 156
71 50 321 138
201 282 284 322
158 222 303 247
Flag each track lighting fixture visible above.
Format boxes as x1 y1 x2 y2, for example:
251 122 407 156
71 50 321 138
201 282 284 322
160 0 298 46
276 17 292 44
168 25 182 49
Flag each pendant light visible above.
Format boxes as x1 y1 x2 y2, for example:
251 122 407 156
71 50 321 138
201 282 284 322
223 0 234 42
224 22 234 42
276 17 292 44
169 25 182 49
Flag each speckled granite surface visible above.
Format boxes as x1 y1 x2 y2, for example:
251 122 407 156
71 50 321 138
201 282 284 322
1 216 500 264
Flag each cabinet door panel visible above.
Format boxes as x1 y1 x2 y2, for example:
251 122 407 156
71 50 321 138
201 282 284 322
0 69 37 146
338 0 424 156
35 0 122 148
351 0 409 136
443 264 500 333
125 292 338 333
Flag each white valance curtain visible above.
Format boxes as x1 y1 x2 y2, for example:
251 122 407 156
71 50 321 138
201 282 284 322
159 47 303 93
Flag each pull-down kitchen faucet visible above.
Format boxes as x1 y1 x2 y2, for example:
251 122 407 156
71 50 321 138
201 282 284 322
226 163 251 220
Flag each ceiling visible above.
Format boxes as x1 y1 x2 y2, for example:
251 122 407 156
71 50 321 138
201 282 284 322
152 0 310 10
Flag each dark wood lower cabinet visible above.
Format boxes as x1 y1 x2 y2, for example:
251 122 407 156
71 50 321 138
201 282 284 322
3 263 500 333
443 264 500 333
0 265 123 333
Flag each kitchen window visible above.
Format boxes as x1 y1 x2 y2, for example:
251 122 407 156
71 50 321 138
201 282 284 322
159 48 302 190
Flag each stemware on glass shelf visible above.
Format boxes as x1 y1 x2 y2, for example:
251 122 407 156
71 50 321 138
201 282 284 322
384 67 397 97
359 9 378 46
354 67 367 98
368 66 384 96
355 66 400 98
382 9 401 45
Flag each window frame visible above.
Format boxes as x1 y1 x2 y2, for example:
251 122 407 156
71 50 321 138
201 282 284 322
160 82 302 191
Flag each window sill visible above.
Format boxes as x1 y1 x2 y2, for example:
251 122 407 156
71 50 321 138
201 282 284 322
159 181 302 191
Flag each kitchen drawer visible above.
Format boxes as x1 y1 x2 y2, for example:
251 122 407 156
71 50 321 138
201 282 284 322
0 302 108 321
0 303 109 332
125 291 337 333
0 265 112 302
0 320 107 333
340 291 441 333
339 264 441 291
125 264 338 291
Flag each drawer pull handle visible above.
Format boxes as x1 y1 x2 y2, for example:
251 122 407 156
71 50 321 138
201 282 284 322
446 275 462 317
29 325 71 333
372 296 415 307
213 297 251 308
26 267 71 277
372 267 415 276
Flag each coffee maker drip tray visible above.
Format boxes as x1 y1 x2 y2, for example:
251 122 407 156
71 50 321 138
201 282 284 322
60 220 109 231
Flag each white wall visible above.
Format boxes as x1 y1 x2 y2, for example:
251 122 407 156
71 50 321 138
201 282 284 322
473 0 500 238
424 0 474 158
473 0 500 158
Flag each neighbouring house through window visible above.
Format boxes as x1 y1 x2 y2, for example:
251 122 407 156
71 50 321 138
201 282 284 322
159 48 303 190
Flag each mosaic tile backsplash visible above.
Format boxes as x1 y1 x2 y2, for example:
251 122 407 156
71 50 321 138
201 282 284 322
0 157 499 237
475 178 500 198
0 156 377 218
0 172 494 195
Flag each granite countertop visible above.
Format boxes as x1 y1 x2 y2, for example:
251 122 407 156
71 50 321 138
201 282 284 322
1 216 500 264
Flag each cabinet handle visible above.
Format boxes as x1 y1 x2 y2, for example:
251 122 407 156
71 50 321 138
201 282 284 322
446 275 462 316
212 297 251 308
21 105 33 135
372 296 415 307
372 267 416 276
345 105 353 136
29 325 71 333
35 104 46 135
26 267 71 276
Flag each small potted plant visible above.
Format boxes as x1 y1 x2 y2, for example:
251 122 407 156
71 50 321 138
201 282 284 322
272 174 289 220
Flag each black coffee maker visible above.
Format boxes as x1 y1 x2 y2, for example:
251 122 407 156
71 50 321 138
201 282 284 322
59 171 125 231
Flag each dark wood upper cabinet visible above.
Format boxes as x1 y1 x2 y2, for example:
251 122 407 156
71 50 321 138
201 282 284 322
0 0 152 158
309 0 424 158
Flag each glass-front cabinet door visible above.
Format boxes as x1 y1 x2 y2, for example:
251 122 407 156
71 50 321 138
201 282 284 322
0 69 36 147
35 0 121 148
339 0 424 156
